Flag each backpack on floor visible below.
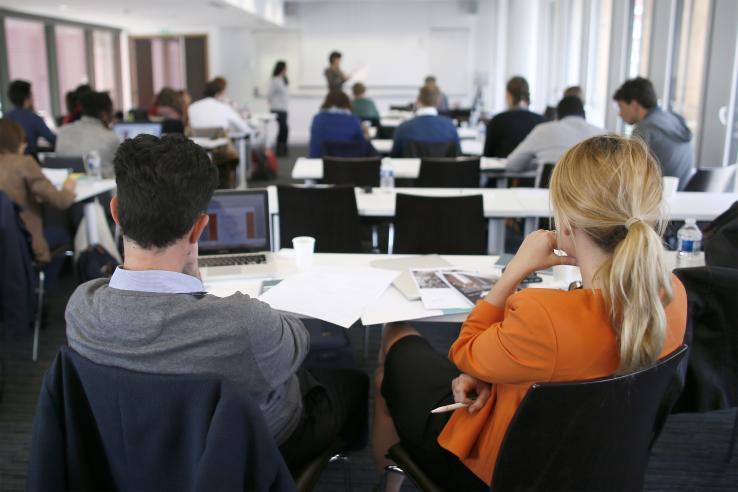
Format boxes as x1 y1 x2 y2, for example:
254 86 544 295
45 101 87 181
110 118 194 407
250 148 278 180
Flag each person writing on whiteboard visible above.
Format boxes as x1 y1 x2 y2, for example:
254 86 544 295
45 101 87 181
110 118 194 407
390 86 460 157
372 135 687 491
188 78 252 135
268 61 290 157
324 51 350 92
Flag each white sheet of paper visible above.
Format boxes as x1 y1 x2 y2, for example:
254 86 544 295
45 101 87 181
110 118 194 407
42 168 70 189
203 279 262 299
258 266 399 328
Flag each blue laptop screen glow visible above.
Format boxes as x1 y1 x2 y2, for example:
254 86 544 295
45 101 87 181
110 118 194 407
113 123 162 142
199 192 269 253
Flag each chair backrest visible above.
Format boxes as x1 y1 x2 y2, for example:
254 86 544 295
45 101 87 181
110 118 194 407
684 164 737 192
189 127 226 139
402 140 459 158
491 345 688 492
535 162 556 188
417 157 481 188
393 193 486 254
0 192 36 334
277 185 363 253
28 346 295 491
161 118 185 134
323 156 381 187
322 139 374 158
38 154 86 173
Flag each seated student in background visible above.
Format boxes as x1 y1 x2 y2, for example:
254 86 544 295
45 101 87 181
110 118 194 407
56 91 119 179
61 84 93 126
390 86 460 157
484 76 545 158
150 87 184 121
613 77 694 190
188 78 251 134
505 96 603 172
0 119 75 286
543 85 584 121
351 82 380 124
5 80 56 156
309 90 374 158
424 76 450 113
373 135 687 491
65 134 369 471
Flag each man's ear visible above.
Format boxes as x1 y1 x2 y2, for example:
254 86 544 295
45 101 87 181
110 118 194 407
189 213 210 244
110 195 120 226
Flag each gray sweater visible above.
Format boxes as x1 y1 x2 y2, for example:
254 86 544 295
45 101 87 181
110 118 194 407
634 107 695 190
65 279 310 444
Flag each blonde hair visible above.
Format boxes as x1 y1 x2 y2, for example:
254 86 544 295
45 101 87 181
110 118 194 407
550 135 673 373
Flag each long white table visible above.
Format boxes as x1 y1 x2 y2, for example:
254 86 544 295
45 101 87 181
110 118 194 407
75 178 117 245
266 186 738 254
291 157 507 182
371 138 484 156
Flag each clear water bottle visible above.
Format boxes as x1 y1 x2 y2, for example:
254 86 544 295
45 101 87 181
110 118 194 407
85 150 102 180
676 218 704 268
380 166 395 189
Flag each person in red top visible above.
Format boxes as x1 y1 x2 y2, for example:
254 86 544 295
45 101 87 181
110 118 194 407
372 134 688 491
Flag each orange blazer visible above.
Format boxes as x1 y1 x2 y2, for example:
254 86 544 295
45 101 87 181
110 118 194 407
437 276 688 485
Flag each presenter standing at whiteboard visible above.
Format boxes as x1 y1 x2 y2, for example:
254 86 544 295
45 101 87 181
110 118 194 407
268 61 289 156
324 51 349 92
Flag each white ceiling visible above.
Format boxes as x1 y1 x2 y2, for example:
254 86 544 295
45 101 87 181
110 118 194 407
0 0 281 31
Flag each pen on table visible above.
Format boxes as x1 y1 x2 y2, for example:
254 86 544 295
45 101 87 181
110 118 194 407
430 402 469 414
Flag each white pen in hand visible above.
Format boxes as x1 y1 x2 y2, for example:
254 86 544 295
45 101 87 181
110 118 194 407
430 402 469 414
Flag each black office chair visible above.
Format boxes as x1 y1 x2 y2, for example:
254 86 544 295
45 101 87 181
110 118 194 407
402 140 460 158
277 185 363 253
28 346 296 491
683 164 737 192
322 156 381 187
385 345 688 492
161 118 185 134
38 154 86 173
417 157 481 188
322 140 377 158
535 162 556 189
391 194 486 255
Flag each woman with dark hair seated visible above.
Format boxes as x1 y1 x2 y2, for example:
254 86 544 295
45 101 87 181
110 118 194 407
309 90 375 158
0 119 76 286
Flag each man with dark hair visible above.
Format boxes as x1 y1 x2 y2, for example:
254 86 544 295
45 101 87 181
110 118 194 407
390 86 460 157
324 51 349 92
6 79 57 155
65 135 369 472
188 76 251 133
484 76 546 158
56 91 119 178
613 76 694 189
505 95 603 172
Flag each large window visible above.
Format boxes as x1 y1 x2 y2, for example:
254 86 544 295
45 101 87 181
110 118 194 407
93 30 119 106
55 25 89 109
585 0 613 128
4 17 52 115
151 38 184 93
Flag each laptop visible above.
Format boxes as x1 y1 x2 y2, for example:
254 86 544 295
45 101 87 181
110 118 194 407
198 189 276 278
113 122 163 142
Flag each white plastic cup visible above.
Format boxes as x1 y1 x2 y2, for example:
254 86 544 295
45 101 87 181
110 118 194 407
553 265 581 287
662 177 679 200
292 236 316 270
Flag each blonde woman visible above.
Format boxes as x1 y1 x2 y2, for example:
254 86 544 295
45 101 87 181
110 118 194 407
373 134 688 491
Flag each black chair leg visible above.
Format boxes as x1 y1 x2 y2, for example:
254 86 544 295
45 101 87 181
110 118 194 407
726 407 738 463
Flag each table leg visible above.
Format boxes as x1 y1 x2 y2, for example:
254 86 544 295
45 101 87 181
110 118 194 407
271 214 280 251
237 136 248 189
83 199 100 246
487 218 505 254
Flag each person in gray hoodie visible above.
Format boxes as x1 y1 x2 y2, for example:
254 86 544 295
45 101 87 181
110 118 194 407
65 134 368 472
613 77 694 189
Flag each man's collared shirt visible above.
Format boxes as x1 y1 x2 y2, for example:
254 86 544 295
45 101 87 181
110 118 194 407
109 267 204 294
415 106 439 117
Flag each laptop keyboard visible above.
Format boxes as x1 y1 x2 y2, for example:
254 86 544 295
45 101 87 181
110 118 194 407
200 254 268 267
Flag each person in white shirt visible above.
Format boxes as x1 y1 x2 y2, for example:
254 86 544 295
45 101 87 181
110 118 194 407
268 61 289 156
187 78 251 135
505 96 604 172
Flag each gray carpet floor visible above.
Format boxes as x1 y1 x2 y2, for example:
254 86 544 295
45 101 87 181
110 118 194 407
1 147 736 491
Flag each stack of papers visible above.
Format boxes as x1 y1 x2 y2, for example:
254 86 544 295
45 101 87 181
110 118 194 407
258 266 399 328
41 168 70 189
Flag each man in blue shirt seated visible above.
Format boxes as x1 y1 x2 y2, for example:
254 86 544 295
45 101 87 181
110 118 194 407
309 90 375 158
390 86 460 157
65 134 369 473
5 80 57 156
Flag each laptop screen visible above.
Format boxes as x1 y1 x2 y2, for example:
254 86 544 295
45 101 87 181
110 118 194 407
199 190 271 254
113 123 163 142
